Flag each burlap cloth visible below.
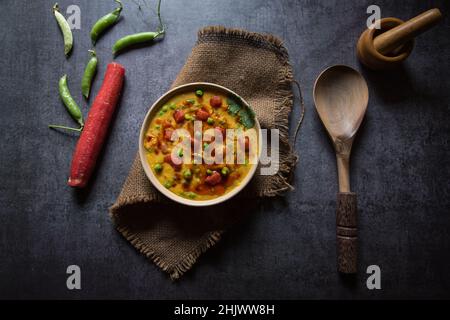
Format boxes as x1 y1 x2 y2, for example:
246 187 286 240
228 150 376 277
110 26 298 280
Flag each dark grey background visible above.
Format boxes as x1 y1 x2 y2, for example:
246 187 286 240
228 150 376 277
0 0 449 299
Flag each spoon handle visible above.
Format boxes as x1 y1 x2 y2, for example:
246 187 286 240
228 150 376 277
336 192 357 273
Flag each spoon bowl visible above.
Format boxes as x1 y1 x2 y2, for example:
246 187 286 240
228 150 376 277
314 65 368 142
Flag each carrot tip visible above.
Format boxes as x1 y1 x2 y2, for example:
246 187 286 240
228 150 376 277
68 177 86 188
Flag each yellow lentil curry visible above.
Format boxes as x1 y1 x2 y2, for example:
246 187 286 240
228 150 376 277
144 89 258 200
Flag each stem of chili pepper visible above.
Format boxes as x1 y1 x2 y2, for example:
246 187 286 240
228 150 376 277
156 0 165 34
48 124 83 132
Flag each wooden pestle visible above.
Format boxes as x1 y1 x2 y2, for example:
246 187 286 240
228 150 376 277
373 8 442 55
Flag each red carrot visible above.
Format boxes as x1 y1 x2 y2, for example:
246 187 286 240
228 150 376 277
68 62 125 188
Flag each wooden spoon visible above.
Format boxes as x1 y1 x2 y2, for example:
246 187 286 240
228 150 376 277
313 65 369 273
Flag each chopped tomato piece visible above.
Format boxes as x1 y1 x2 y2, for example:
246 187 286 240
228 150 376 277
164 128 174 140
173 110 185 123
205 171 222 186
210 96 222 108
196 108 210 121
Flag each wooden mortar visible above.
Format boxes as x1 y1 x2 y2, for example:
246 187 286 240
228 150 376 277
357 9 442 70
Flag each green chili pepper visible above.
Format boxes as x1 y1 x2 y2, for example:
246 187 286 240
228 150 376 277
81 50 98 99
195 89 204 97
112 0 165 56
52 3 73 57
49 75 84 132
112 31 163 56
58 75 83 126
207 117 214 125
90 0 123 45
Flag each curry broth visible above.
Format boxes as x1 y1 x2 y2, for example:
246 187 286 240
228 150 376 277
144 90 257 201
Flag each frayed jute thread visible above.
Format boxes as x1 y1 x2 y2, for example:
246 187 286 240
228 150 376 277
198 26 287 51
114 224 223 280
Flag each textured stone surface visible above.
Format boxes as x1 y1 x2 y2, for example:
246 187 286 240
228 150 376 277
0 0 449 299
